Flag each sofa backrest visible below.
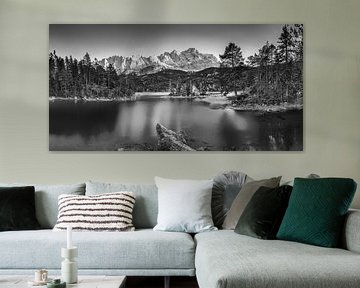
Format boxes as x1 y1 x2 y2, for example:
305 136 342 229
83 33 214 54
86 181 158 229
0 182 86 228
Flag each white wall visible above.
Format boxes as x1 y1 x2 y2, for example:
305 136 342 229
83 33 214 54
0 0 359 207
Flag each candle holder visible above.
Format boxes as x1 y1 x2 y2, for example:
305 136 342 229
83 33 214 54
61 247 78 284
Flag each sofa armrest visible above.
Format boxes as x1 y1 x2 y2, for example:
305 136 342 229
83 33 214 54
342 209 360 253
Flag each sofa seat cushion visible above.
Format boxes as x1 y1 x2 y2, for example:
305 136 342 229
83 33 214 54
195 230 360 288
0 229 195 270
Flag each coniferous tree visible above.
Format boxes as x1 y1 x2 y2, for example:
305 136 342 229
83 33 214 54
291 24 303 62
49 51 56 97
291 24 303 102
258 42 276 100
49 52 136 100
277 25 294 64
64 56 73 97
106 64 117 89
83 52 91 86
277 25 295 101
56 57 66 97
219 42 244 96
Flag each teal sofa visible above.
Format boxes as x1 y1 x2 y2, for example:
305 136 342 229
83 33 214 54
0 181 359 288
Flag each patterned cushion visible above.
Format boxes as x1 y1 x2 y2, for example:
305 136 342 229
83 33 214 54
86 182 158 229
53 192 136 232
277 178 357 247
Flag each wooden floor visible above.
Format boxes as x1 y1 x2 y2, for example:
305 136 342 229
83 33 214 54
126 276 199 288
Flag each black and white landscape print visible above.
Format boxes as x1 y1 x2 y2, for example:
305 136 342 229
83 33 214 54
49 24 303 151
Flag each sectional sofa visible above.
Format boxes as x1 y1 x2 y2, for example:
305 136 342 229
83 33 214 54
0 181 360 288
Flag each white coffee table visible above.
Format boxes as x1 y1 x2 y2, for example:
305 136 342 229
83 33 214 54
0 275 126 288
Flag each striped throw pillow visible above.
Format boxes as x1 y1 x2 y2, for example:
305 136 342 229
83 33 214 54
53 192 136 231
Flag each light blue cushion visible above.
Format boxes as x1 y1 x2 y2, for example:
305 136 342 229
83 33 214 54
153 177 217 233
86 181 158 229
0 183 85 228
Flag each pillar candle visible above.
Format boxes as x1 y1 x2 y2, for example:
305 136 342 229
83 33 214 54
67 225 72 249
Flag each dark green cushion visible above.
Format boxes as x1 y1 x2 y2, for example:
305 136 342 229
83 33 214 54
0 186 41 231
277 178 357 247
235 185 292 239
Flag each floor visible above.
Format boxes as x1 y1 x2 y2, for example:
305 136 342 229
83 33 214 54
126 276 199 288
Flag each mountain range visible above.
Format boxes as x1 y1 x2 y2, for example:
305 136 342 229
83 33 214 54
97 48 219 75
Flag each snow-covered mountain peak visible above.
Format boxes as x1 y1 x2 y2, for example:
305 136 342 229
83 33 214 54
99 48 219 74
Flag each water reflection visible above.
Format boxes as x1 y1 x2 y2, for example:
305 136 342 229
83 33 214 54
50 101 118 137
49 98 303 151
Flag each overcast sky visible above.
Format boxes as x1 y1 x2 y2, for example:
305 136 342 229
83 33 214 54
49 24 284 61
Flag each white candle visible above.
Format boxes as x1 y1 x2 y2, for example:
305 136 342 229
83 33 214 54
67 225 72 249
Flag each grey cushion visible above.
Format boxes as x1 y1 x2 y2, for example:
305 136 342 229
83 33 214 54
0 183 85 228
86 182 158 229
0 229 195 271
222 176 281 230
212 171 251 228
195 230 360 288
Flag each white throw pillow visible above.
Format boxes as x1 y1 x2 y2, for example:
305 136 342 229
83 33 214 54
153 177 217 233
53 192 135 231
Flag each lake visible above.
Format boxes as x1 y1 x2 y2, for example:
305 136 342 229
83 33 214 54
49 97 303 151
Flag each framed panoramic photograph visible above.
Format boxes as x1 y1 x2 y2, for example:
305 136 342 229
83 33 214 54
49 24 303 151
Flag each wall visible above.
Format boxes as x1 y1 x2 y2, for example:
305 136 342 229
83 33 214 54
0 0 359 207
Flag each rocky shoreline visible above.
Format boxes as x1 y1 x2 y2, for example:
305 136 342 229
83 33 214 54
231 103 303 113
49 96 136 102
50 92 303 114
193 94 302 113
